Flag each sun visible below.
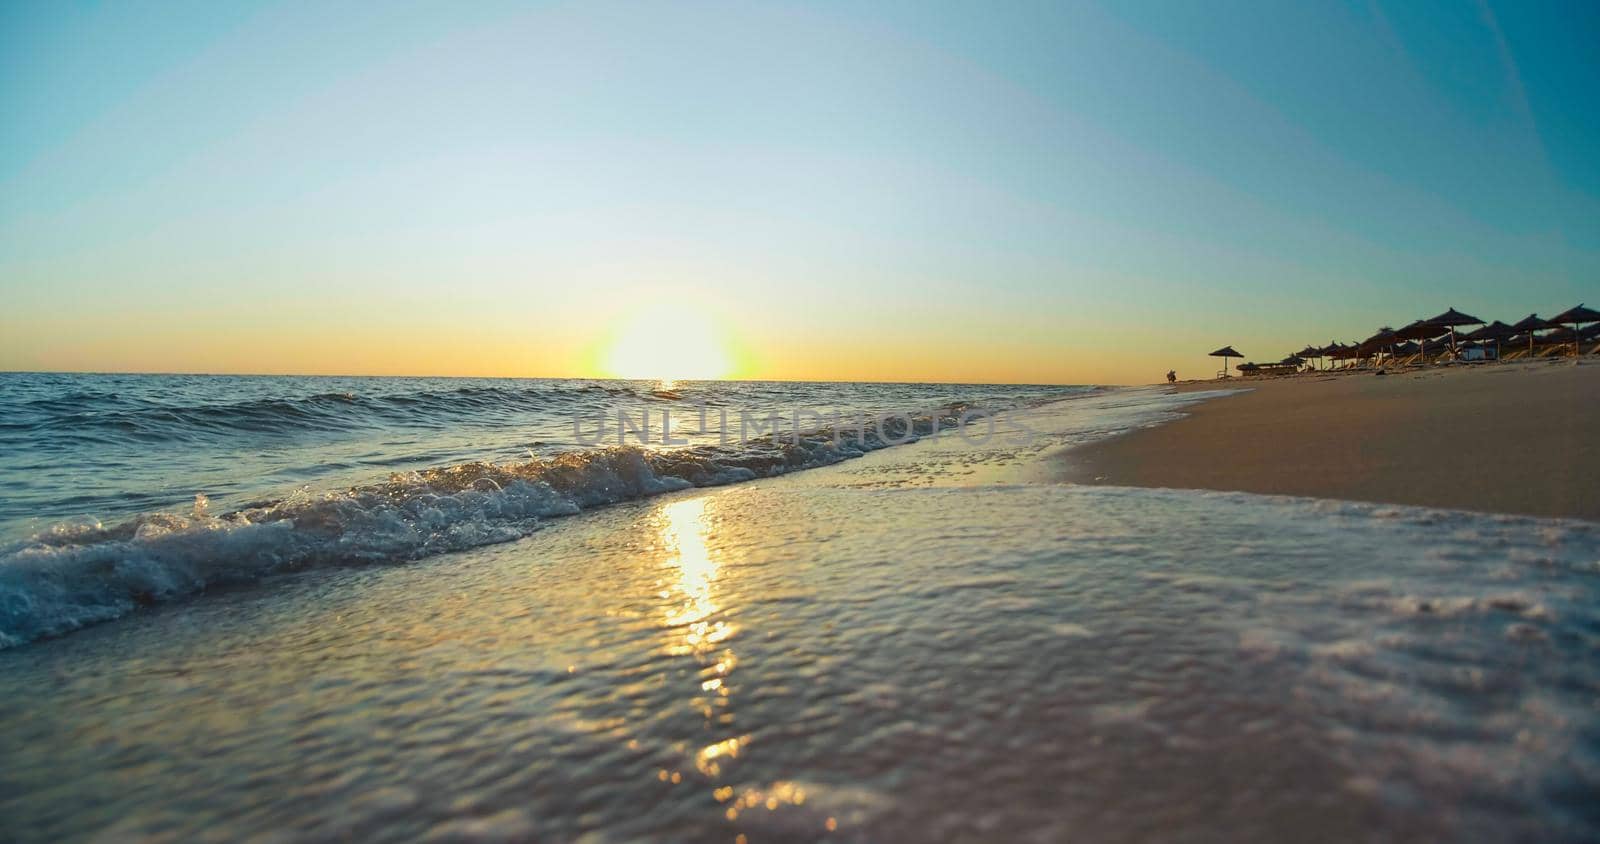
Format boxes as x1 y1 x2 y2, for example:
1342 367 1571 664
601 303 737 381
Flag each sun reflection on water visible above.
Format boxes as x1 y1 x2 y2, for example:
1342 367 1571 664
655 496 783 828
660 497 732 648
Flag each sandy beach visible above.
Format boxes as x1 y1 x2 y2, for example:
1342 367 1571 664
1059 360 1600 521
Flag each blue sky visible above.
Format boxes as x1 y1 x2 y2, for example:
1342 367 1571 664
2 0 1596 382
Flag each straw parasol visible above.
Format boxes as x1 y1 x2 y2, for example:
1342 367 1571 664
1424 307 1484 354
1463 320 1515 341
1393 319 1442 360
1331 342 1356 369
1209 346 1244 378
1320 342 1352 367
1510 314 1554 356
1462 320 1515 360
1357 327 1398 362
1296 345 1322 370
1548 304 1600 357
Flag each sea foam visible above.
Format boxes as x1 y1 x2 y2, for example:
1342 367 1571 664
0 402 1023 648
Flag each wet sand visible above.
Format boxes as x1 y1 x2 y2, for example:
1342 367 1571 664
1060 360 1600 521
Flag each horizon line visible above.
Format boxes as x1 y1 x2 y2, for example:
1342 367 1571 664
0 368 1115 389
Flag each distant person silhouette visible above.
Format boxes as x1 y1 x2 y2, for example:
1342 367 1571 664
1166 370 1176 384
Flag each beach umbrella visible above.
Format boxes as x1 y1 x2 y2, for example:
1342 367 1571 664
1539 325 1580 355
1548 304 1600 356
1357 328 1398 362
1424 307 1484 354
1335 342 1363 368
1393 319 1442 360
1347 341 1364 364
1296 345 1322 370
1323 342 1354 368
1209 346 1244 378
1462 321 1515 341
1463 320 1515 360
1510 314 1554 356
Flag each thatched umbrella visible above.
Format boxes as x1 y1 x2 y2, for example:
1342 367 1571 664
1296 345 1322 370
1424 307 1484 354
1328 342 1353 368
1462 320 1515 360
1463 320 1515 341
1510 314 1554 356
1320 342 1352 368
1209 346 1244 378
1548 304 1600 357
1357 328 1398 363
1393 319 1442 360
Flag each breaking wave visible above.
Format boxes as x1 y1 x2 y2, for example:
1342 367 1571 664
0 402 1024 648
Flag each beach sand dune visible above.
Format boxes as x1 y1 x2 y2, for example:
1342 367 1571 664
1060 361 1599 521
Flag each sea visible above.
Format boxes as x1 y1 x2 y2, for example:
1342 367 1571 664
1 372 1596 841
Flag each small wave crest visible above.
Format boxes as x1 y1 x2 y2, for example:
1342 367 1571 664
0 402 1010 648
1 383 662 445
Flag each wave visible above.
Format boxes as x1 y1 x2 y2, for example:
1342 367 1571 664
0 383 665 445
0 400 1043 648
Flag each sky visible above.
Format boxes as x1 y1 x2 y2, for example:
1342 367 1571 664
2 0 1597 385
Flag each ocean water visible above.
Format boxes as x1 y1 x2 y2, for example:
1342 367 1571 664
0 372 1077 538
0 373 1078 647
2 378 1598 841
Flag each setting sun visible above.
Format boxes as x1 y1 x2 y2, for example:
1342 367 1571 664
601 304 737 381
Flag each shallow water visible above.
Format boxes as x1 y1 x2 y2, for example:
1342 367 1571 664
0 374 1085 647
1 393 1597 841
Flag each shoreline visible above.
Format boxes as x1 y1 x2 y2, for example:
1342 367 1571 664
1057 360 1599 521
6 376 1599 841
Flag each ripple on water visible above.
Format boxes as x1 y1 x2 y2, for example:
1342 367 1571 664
0 483 1597 841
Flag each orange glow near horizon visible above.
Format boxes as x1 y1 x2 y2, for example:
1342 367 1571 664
0 295 1324 386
